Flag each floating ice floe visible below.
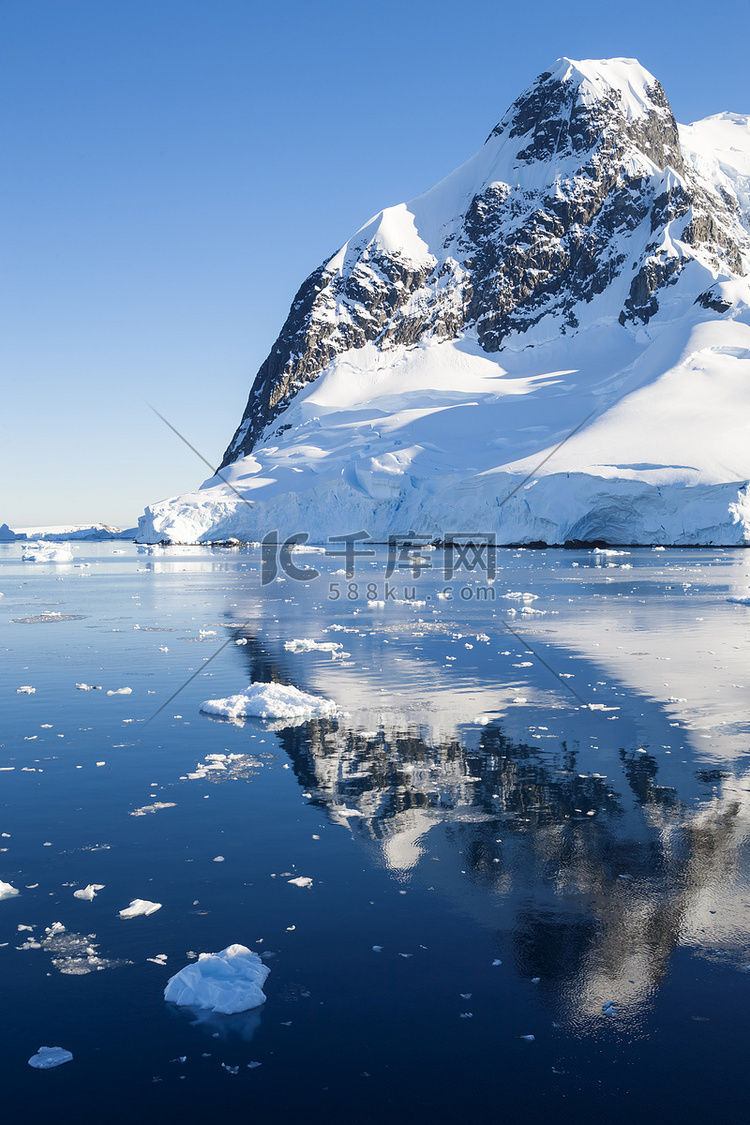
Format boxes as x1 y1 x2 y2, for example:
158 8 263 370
0 880 19 901
75 683 102 691
107 687 132 696
284 638 345 657
28 1046 73 1069
119 899 162 919
30 922 129 974
287 876 313 888
73 884 105 901
129 802 176 817
16 686 35 694
200 682 337 723
184 751 262 783
21 543 74 563
164 944 270 1014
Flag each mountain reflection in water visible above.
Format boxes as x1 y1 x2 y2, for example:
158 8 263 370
270 712 750 1028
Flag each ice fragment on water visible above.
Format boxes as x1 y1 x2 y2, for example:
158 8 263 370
17 686 35 694
119 899 162 919
200 682 337 723
164 944 270 1014
284 638 344 656
28 1046 73 1069
287 876 313 888
73 884 105 901
107 687 132 695
130 802 176 817
0 880 19 901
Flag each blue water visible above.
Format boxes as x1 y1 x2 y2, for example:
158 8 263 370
2 542 749 1123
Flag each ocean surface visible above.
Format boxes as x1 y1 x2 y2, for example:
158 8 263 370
2 541 749 1123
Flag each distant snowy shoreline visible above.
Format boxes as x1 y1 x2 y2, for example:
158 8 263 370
0 523 137 543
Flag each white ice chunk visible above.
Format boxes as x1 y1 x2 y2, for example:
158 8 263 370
107 687 132 696
73 884 105 901
119 899 162 919
284 638 344 656
28 1046 73 1069
200 682 337 723
164 943 270 1014
22 543 73 563
0 880 19 901
287 876 313 888
129 802 176 817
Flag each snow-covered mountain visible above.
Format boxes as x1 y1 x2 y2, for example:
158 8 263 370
140 58 750 545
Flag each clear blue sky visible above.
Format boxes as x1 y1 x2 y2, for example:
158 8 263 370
2 0 749 527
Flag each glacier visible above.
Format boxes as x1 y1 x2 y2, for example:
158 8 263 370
139 58 750 547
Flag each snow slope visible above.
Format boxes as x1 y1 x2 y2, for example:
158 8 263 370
140 59 750 546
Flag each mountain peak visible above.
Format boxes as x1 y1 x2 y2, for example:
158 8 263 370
488 56 682 173
546 56 660 113
211 57 748 468
138 60 750 549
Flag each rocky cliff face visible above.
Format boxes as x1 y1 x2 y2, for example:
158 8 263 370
221 58 749 468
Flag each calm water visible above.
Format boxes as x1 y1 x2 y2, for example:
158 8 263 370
1 542 749 1123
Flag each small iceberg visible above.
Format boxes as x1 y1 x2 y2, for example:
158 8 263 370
284 638 344 656
73 884 105 901
119 899 162 919
164 943 270 1015
28 1046 73 1069
0 880 19 901
200 682 337 723
21 543 74 563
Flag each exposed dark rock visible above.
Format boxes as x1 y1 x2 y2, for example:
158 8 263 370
619 255 683 325
695 288 733 313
